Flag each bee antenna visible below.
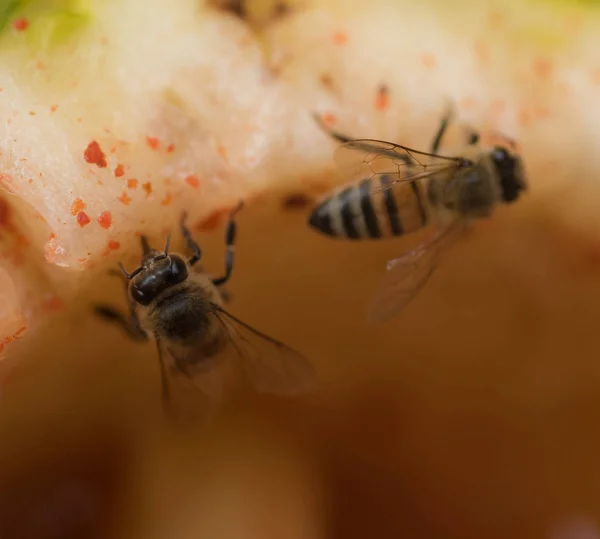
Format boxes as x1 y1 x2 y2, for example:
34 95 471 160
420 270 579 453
163 233 171 256
140 235 151 255
118 262 142 280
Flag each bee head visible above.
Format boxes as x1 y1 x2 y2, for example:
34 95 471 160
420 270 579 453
490 145 528 204
128 253 189 306
117 233 190 305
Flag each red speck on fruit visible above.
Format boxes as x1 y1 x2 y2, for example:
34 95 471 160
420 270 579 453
114 164 125 177
161 192 172 206
421 53 437 69
127 178 138 189
473 39 489 64
166 144 175 153
48 232 56 240
146 137 160 150
184 175 200 189
321 112 336 126
142 182 152 197
332 31 348 45
97 211 112 229
108 239 120 250
375 84 389 111
76 211 91 227
70 198 86 216
118 192 132 206
217 145 228 159
533 57 553 80
50 105 58 112
12 18 29 31
84 140 108 168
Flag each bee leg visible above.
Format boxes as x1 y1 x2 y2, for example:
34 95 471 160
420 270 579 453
155 338 171 412
212 203 242 286
179 212 202 266
430 105 454 154
93 305 148 342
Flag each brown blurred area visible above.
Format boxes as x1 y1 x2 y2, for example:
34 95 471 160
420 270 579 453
2 184 600 539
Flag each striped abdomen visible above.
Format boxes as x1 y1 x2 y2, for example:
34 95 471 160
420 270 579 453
308 175 429 239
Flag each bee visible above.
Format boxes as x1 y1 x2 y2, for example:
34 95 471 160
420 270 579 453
309 105 528 323
94 202 316 418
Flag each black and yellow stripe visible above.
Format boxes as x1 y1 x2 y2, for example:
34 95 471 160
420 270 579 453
308 175 428 240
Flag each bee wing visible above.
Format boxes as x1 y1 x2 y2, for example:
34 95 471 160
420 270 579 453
331 138 468 191
367 221 463 324
210 306 317 396
156 337 226 423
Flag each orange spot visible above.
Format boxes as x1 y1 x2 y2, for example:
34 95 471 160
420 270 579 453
473 39 489 64
107 239 120 250
84 140 108 168
321 112 336 126
142 182 152 197
70 198 86 216
114 164 125 177
127 178 138 189
591 68 600 86
532 57 553 80
12 18 29 31
332 31 348 45
97 211 112 229
50 105 58 112
146 136 160 150
166 144 175 153
420 53 437 69
161 192 172 206
375 84 390 111
184 175 200 189
488 9 504 29
217 145 228 159
76 211 91 227
48 232 56 240
28 111 35 116
118 192 132 206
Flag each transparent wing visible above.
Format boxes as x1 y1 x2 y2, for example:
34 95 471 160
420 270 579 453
156 338 226 424
331 138 469 192
211 306 317 396
367 220 464 324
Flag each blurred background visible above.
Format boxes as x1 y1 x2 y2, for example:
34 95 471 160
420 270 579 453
2 0 600 538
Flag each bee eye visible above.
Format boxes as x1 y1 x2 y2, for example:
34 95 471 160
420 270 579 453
131 283 152 306
168 255 188 284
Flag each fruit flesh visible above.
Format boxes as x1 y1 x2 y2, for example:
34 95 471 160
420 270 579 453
2 1 600 538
